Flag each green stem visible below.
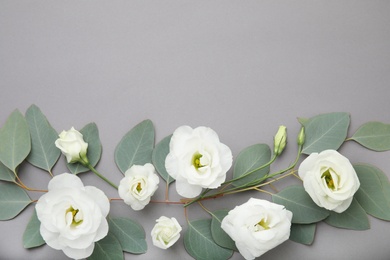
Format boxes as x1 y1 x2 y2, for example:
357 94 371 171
84 162 118 190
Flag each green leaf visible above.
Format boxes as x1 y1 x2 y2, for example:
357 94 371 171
210 210 237 251
350 122 390 151
25 104 60 173
272 185 329 224
185 219 233 260
289 223 316 245
354 164 390 220
88 232 123 260
232 144 271 187
115 120 155 174
67 123 102 174
23 209 45 248
0 161 15 182
0 182 31 220
0 109 31 172
108 216 147 254
301 112 350 154
152 135 174 184
324 198 370 230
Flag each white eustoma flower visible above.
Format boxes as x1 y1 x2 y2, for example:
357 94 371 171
118 163 159 210
221 198 292 260
165 126 233 198
151 216 182 249
35 173 109 260
298 149 360 213
55 127 89 164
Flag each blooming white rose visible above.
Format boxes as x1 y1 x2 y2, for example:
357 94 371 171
165 126 233 198
298 149 360 213
151 216 182 249
35 173 109 259
55 127 89 164
221 198 292 260
118 163 159 210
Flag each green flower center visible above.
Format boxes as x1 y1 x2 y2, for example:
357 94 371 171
254 218 270 231
66 206 83 226
321 168 336 190
192 153 205 169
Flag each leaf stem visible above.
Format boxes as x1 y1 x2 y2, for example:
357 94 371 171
84 162 118 189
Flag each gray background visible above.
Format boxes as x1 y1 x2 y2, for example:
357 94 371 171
1 1 390 259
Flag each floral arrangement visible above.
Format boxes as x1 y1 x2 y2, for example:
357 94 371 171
1 105 389 260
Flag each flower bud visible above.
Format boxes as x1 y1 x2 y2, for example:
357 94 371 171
274 125 287 156
55 127 89 164
297 127 305 146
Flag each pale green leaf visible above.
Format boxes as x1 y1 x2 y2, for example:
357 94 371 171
210 210 237 251
152 135 174 184
185 219 233 260
88 232 123 260
108 216 147 254
350 122 390 151
0 109 31 172
0 182 31 220
289 223 316 245
23 209 45 248
115 120 154 174
325 198 370 230
272 185 329 224
232 144 271 187
354 164 390 220
0 161 15 182
67 123 102 174
301 112 350 154
25 104 60 173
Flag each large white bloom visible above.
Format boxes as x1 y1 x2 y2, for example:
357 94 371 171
165 126 233 198
55 127 89 164
298 149 360 213
35 173 109 259
151 216 182 249
221 198 292 260
118 163 159 210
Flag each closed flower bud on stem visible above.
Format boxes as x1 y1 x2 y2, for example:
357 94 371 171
274 125 287 156
297 127 305 146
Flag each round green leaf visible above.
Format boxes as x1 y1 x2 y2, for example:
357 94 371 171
272 185 329 224
289 223 316 245
152 134 174 184
88 232 123 260
0 161 15 182
23 209 45 248
350 121 390 151
185 219 233 260
108 216 147 254
210 210 237 251
0 182 32 220
0 109 31 172
115 120 154 174
301 112 350 154
25 104 60 173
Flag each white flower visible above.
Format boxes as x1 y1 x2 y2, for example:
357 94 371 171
151 216 182 249
55 127 89 164
35 173 109 259
221 198 292 260
118 163 159 210
298 149 360 213
165 126 233 198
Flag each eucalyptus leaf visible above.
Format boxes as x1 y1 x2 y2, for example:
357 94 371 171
108 216 147 254
0 109 31 172
354 164 390 220
0 161 15 182
272 185 329 224
23 209 45 248
350 122 390 151
0 182 32 220
67 123 102 174
88 232 123 260
152 134 174 184
115 120 155 174
210 210 237 251
289 223 316 245
25 104 60 173
324 198 370 230
232 144 271 187
301 112 350 154
185 219 233 260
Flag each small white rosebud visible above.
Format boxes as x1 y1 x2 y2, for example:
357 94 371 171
151 216 182 249
55 127 89 164
274 125 287 156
